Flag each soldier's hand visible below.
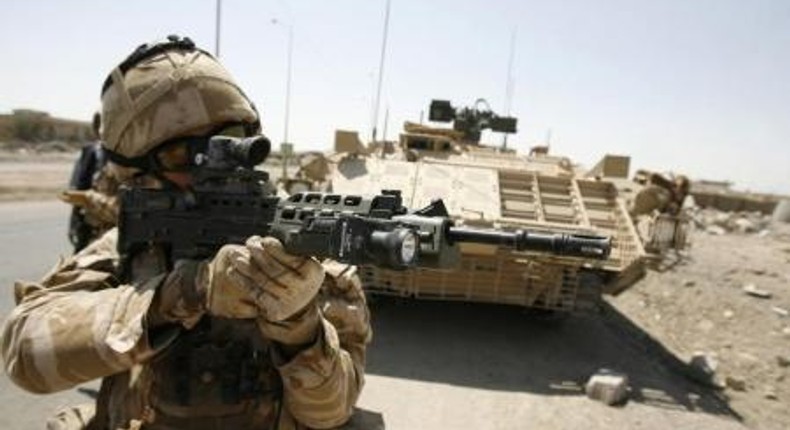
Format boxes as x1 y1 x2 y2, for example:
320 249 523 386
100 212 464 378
59 189 92 207
258 300 321 348
319 261 371 345
59 189 118 225
204 236 325 321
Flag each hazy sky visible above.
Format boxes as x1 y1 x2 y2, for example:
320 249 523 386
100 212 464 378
1 0 788 194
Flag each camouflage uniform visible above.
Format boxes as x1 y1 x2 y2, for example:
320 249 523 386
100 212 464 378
2 228 371 429
2 36 372 430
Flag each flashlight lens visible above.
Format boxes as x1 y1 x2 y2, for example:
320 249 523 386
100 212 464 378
400 231 418 265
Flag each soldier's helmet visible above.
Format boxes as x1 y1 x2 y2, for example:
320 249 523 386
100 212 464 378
99 35 260 172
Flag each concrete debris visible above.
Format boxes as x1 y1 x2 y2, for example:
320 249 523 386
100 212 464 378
757 229 771 238
690 207 773 235
723 310 734 319
689 352 718 382
733 218 757 233
743 284 772 299
705 226 726 236
773 306 789 317
585 370 630 406
725 376 747 392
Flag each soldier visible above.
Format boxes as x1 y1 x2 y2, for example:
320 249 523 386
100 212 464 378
63 112 110 252
62 111 121 253
631 170 690 217
2 36 371 430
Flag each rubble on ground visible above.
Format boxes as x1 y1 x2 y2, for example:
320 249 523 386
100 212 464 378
608 211 790 428
742 283 773 299
688 206 773 235
585 370 630 406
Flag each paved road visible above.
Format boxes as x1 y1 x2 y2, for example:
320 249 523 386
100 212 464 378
0 201 99 430
0 200 745 429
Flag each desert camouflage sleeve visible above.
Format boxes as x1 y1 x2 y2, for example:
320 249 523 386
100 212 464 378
1 228 161 394
276 262 372 428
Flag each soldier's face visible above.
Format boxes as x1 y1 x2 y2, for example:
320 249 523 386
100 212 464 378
161 171 194 190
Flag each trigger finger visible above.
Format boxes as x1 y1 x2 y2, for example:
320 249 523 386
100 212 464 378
256 236 306 267
246 237 305 278
232 252 293 300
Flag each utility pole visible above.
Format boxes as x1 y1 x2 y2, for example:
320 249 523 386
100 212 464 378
214 0 222 57
502 27 516 149
382 105 390 142
371 0 392 144
284 24 293 147
270 19 295 181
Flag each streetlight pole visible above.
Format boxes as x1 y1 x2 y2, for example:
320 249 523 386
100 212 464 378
214 0 222 57
271 19 295 181
371 0 392 144
502 27 516 150
284 24 293 147
281 24 294 182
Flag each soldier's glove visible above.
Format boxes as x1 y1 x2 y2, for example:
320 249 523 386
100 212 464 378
319 261 372 346
204 236 325 321
59 189 118 227
258 300 321 347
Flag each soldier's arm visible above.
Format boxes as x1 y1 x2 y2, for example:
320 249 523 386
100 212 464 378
1 229 163 394
275 262 372 428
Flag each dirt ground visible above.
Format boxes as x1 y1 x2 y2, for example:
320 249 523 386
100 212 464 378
1 150 788 429
611 225 790 429
0 152 74 201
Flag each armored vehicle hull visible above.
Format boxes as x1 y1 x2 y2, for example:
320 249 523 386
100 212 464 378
328 137 645 312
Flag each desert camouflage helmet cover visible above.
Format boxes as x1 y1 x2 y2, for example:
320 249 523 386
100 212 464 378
100 36 258 159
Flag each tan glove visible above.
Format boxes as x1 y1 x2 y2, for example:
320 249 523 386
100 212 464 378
258 300 321 347
204 236 325 321
59 189 118 227
319 261 372 346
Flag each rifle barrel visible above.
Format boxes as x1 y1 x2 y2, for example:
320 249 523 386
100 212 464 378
447 227 611 259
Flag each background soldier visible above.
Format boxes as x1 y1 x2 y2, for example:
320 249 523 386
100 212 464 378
63 111 114 252
2 36 371 430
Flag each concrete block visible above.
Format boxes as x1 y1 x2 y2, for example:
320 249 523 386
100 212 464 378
585 370 629 406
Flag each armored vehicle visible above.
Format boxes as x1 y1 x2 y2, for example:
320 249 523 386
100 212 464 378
301 99 649 313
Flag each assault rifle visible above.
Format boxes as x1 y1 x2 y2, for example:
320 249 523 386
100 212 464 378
118 136 611 272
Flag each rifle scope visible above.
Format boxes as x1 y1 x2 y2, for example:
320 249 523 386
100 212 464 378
199 135 271 170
